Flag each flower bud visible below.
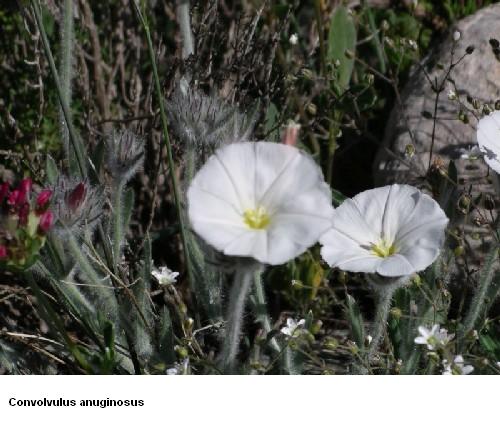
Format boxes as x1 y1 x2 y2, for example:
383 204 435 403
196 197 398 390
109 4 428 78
38 211 54 234
282 121 301 146
36 189 52 211
390 307 402 320
67 182 86 210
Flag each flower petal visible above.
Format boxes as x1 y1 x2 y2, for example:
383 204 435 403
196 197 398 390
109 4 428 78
376 254 414 277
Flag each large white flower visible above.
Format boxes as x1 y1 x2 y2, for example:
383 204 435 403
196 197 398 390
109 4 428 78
187 141 333 265
320 184 449 277
477 110 500 173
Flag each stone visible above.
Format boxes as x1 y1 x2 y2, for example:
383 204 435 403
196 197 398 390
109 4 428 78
373 4 500 267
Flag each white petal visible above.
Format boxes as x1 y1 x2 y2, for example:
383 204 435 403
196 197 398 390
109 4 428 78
187 142 334 265
477 111 500 174
376 254 414 277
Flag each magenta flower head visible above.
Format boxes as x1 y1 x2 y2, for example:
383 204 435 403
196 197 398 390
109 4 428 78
36 189 53 212
38 211 54 234
19 178 32 197
0 244 8 260
7 190 20 207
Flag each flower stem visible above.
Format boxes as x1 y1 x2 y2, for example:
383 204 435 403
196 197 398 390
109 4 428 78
367 287 394 362
132 2 195 297
221 266 253 373
175 0 194 59
251 269 280 353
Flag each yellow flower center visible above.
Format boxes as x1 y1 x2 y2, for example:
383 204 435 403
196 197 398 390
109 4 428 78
243 207 270 230
371 239 397 258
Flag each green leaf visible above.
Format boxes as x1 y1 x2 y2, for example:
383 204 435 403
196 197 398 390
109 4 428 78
45 154 59 185
327 6 357 92
264 102 280 142
346 294 365 348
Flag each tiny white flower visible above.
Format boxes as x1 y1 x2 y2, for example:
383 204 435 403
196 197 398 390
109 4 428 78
415 324 453 350
477 111 500 173
188 142 334 265
453 31 461 41
167 358 189 375
459 145 482 160
152 266 179 286
289 33 298 45
472 330 479 340
443 355 474 375
407 39 418 51
366 335 373 345
496 361 500 368
280 318 306 337
320 184 449 277
447 89 457 101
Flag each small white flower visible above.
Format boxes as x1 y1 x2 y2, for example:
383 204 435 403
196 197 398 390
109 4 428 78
453 31 461 41
415 324 454 350
167 358 189 375
407 39 418 51
496 361 500 368
280 318 306 337
320 184 449 277
289 33 298 45
477 111 500 173
472 330 479 340
447 89 457 101
188 142 334 265
152 266 179 286
366 335 373 345
443 355 474 375
459 145 482 160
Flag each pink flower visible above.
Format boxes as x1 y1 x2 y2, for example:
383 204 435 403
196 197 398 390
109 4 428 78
18 203 30 226
0 245 8 260
38 211 54 234
7 190 20 206
36 189 53 211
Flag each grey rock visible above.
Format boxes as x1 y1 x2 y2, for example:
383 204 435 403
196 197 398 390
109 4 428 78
374 4 500 266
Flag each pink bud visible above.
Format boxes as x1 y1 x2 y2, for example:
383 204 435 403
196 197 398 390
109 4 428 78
0 182 9 203
38 211 54 234
67 182 86 210
19 178 32 195
282 122 301 146
36 189 53 210
7 190 20 206
0 245 8 260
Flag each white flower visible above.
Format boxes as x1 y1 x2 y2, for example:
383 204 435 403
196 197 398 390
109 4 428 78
459 145 482 160
447 89 457 101
477 111 500 173
443 355 474 375
414 324 454 350
187 142 334 265
289 33 298 45
320 184 449 277
167 358 189 375
152 266 179 286
453 30 461 41
280 318 306 337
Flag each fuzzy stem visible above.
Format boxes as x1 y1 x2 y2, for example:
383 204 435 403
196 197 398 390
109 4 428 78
367 288 395 362
112 180 125 270
252 269 280 353
460 245 499 343
132 1 194 295
176 0 194 59
59 0 74 160
31 0 86 178
221 266 253 373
